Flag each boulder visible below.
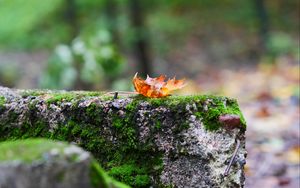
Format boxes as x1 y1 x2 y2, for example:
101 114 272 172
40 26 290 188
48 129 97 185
0 138 129 188
0 86 247 187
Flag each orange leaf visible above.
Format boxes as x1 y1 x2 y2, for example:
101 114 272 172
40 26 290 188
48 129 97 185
133 73 186 98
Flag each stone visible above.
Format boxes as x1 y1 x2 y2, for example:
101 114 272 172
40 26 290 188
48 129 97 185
0 138 129 188
0 86 247 187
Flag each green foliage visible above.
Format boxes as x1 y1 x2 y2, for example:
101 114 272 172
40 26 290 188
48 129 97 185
1 0 297 50
39 30 125 89
0 138 67 162
0 0 64 49
267 32 298 57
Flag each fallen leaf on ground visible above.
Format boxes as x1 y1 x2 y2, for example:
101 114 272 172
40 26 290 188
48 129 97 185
255 105 271 118
285 146 300 164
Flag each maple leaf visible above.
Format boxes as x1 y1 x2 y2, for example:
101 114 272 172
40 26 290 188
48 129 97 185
132 73 186 98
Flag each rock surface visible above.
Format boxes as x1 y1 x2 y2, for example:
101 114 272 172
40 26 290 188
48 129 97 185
0 138 129 188
0 86 247 187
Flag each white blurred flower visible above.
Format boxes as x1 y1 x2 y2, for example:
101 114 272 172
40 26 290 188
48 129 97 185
72 38 86 55
83 50 97 66
97 30 111 43
55 44 73 65
99 46 113 59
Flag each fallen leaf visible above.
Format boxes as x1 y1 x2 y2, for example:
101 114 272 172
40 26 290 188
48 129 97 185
285 146 300 164
278 177 291 186
256 91 273 101
133 73 186 98
255 105 271 118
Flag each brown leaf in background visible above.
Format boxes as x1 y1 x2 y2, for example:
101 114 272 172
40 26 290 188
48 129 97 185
255 105 271 118
285 146 300 164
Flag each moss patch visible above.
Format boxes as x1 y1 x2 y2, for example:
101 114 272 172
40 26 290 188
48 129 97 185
0 91 246 187
44 92 105 105
20 90 104 98
18 91 247 132
128 95 246 131
108 163 150 187
0 96 6 107
193 96 246 131
90 161 130 188
0 138 129 188
0 138 67 162
0 120 51 141
20 90 107 106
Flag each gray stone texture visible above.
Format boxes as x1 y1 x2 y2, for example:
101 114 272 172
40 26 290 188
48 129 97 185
0 86 246 188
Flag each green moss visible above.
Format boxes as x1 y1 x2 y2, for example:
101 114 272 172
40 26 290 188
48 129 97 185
155 121 161 129
0 118 51 142
20 90 48 97
105 151 163 187
112 115 123 129
0 96 7 115
84 99 164 187
56 171 65 182
194 97 246 131
49 95 245 185
0 96 6 107
108 163 150 187
20 121 51 138
0 92 246 187
107 153 163 188
7 91 246 132
135 175 151 187
0 139 129 188
20 90 104 98
28 100 38 110
127 95 246 131
45 93 80 105
0 138 67 162
20 90 106 106
90 161 130 188
85 103 105 124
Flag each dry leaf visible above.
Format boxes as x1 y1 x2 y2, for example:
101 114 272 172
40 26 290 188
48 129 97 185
133 73 186 98
255 105 271 118
285 146 300 164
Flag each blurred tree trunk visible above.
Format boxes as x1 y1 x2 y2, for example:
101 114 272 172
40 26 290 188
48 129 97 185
129 0 152 77
104 0 120 88
65 0 78 40
104 0 119 46
254 0 270 54
64 0 91 90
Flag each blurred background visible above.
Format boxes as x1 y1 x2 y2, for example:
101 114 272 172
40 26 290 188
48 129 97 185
0 0 299 187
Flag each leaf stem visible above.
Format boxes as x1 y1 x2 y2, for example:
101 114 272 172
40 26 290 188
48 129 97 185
105 91 138 95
